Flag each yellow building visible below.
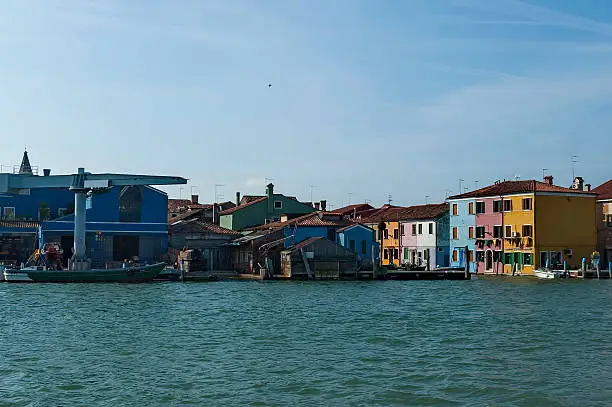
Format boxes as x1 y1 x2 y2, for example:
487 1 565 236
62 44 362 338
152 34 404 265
502 193 536 274
362 206 403 266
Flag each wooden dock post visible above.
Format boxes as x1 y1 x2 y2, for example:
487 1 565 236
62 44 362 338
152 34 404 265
464 246 471 280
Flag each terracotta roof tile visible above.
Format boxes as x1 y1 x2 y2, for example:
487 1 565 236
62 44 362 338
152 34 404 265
395 203 449 221
329 203 374 217
254 212 352 230
593 180 612 200
448 180 596 200
168 199 210 213
170 219 241 236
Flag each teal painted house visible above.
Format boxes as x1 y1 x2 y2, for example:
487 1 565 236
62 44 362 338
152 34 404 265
219 184 316 231
336 224 378 265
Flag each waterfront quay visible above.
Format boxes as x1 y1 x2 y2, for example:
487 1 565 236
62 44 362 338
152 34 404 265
1 150 610 282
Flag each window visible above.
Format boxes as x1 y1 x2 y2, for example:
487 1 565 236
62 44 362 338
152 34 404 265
400 225 404 235
504 253 513 264
469 250 474 262
505 225 512 238
452 227 458 240
418 224 423 235
468 226 475 239
2 207 15 220
476 226 485 239
274 200 282 209
452 250 458 262
524 253 533 265
38 207 51 221
452 204 458 216
412 224 417 235
384 229 389 239
540 251 548 267
361 240 367 254
607 214 612 227
119 186 143 223
58 208 68 217
476 251 484 262
493 200 502 213
468 202 475 215
378 229 383 240
550 251 563 267
493 225 503 238
476 201 485 214
394 249 399 259
522 225 533 237
384 249 388 259
393 229 399 239
349 240 355 251
503 200 512 212
522 198 533 210
429 223 433 234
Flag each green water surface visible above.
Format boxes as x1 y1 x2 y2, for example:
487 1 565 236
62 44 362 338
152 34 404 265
1 278 611 406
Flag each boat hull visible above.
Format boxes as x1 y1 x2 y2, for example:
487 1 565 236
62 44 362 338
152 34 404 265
4 270 34 283
26 263 166 283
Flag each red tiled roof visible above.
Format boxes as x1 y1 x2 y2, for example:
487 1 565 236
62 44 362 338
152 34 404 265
170 219 241 236
168 199 210 213
219 197 267 215
359 205 405 224
396 203 449 221
593 180 612 200
329 203 374 217
168 208 204 223
254 212 352 230
448 180 596 200
241 195 265 204
0 220 40 229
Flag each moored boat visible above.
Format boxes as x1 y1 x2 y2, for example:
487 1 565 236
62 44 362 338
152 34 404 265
3 266 46 283
533 268 570 279
26 262 165 283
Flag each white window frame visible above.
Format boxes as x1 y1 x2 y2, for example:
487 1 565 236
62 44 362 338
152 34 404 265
522 224 533 238
503 199 512 212
475 201 485 214
493 225 503 238
504 225 512 238
3 207 15 220
522 197 533 211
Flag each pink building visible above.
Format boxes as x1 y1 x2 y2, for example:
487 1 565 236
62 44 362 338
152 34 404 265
474 198 503 273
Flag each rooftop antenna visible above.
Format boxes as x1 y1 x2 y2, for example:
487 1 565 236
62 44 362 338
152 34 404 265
309 184 317 203
214 184 225 203
514 174 521 181
571 155 578 180
387 193 393 206
444 189 452 199
425 195 430 204
265 177 274 185
474 180 479 190
542 168 548 180
458 178 464 194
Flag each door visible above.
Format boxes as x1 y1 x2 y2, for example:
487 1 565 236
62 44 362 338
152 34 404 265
485 250 493 271
459 250 465 267
515 252 524 273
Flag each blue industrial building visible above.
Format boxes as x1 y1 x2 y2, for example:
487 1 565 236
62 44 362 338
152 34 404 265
0 152 178 267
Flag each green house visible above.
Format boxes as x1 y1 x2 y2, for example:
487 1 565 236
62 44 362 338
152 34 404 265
219 184 316 231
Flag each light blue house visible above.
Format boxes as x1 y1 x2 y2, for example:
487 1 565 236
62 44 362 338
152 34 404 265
447 197 476 270
336 224 378 265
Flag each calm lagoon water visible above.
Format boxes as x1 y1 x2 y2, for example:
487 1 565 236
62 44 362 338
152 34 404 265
1 278 611 406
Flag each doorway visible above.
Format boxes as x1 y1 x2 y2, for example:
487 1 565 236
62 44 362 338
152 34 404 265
485 250 493 271
113 235 140 261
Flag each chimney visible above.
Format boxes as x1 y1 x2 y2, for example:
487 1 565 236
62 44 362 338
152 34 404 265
43 169 51 177
236 192 241 206
320 200 327 211
213 203 220 224
585 184 591 192
266 183 274 214
191 194 199 204
314 202 320 210
571 176 584 191
544 175 554 185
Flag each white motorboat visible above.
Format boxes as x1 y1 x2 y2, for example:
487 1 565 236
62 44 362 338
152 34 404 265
533 268 569 279
3 266 47 283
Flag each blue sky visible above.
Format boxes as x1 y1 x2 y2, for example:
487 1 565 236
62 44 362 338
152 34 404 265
1 0 611 209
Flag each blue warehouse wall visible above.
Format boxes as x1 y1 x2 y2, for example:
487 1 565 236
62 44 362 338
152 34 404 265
0 188 74 220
